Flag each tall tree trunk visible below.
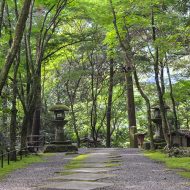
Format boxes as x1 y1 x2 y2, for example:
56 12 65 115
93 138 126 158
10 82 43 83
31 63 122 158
166 64 179 131
0 0 5 37
89 58 98 147
20 108 34 150
186 118 189 130
1 86 8 135
10 61 19 160
27 114 34 136
9 0 20 160
65 79 81 147
106 58 114 148
133 69 155 149
91 98 98 147
21 113 30 149
151 8 171 147
109 0 138 148
31 32 43 140
0 0 32 95
125 67 138 148
70 104 80 147
160 62 165 94
31 74 41 146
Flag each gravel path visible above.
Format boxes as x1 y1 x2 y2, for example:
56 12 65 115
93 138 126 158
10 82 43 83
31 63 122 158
0 148 190 190
99 148 190 190
0 149 88 190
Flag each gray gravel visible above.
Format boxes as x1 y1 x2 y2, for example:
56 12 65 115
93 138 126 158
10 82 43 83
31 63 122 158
97 148 190 190
0 148 190 190
0 148 88 190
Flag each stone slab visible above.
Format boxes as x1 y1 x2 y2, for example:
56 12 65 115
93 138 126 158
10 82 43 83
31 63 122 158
75 157 112 163
50 173 114 181
75 160 108 163
88 153 109 156
66 167 114 173
39 181 113 190
70 163 107 168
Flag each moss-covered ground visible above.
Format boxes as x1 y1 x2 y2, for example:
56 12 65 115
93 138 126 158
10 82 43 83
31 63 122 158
144 151 190 178
0 153 52 179
64 154 89 170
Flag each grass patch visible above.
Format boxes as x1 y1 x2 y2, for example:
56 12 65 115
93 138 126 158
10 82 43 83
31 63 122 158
144 150 190 178
177 171 190 178
0 154 47 179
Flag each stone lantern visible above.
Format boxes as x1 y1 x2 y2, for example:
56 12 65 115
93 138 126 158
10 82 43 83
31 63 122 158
49 103 69 142
151 104 170 140
44 103 78 153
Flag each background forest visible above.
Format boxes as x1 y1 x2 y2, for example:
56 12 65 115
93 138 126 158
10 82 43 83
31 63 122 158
0 0 189 152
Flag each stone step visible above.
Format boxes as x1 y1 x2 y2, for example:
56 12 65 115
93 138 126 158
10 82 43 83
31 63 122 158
39 181 113 190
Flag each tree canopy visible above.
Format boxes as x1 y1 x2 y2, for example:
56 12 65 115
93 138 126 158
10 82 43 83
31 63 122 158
0 0 189 150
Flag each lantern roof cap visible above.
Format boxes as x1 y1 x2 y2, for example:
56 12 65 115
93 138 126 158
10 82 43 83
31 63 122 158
151 104 170 110
49 103 69 112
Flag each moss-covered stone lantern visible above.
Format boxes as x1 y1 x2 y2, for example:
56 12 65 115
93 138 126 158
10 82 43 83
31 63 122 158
44 103 78 153
48 103 69 142
151 104 170 144
49 104 69 120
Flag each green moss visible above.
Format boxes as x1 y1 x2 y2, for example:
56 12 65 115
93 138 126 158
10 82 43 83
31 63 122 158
63 154 89 170
105 163 121 167
177 171 190 178
0 154 47 180
64 164 81 169
49 104 69 111
60 171 74 175
144 150 190 178
72 154 89 161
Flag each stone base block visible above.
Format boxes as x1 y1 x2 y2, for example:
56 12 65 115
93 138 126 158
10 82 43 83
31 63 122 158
51 140 72 145
44 144 78 153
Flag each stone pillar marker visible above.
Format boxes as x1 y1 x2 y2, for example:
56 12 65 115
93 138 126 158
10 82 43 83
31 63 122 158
44 103 78 153
135 133 146 148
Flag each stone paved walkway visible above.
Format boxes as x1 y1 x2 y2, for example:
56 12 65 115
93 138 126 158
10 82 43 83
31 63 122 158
0 148 190 190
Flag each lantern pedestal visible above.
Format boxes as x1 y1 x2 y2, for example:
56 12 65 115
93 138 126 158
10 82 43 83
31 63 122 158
54 120 68 142
43 103 78 153
43 142 78 153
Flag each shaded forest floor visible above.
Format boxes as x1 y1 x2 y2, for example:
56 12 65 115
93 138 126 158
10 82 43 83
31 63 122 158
0 148 190 190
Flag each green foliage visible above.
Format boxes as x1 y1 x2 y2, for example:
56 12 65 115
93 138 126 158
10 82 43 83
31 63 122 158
0 0 190 149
